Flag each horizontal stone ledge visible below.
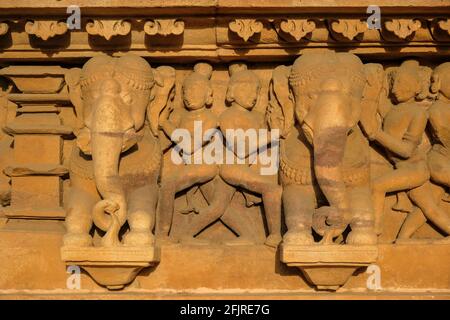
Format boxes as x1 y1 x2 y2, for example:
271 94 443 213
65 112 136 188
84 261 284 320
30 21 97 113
4 164 69 177
0 1 448 14
8 93 70 103
3 123 73 135
3 206 66 219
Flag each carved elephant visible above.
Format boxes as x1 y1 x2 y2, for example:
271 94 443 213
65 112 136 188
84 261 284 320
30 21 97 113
63 54 175 247
267 52 377 245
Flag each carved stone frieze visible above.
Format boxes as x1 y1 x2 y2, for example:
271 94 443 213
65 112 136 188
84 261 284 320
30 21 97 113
0 21 8 36
437 19 450 36
144 19 185 36
276 19 316 41
86 19 131 40
330 19 368 40
384 18 422 40
25 20 68 40
229 19 263 41
0 1 450 299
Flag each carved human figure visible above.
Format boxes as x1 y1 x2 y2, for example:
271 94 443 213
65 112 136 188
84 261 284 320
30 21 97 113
268 52 377 246
361 60 450 238
63 54 175 247
0 78 12 208
157 62 220 242
428 62 450 200
180 63 282 247
396 62 450 240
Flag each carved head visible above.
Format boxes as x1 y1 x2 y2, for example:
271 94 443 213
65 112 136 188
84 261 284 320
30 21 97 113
391 60 429 103
182 62 213 110
113 54 154 111
431 62 450 100
226 63 261 110
289 52 365 123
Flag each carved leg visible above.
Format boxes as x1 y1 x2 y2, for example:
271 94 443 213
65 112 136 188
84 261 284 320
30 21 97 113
64 175 99 247
184 176 235 237
347 185 377 245
158 164 219 240
409 182 450 235
282 184 315 245
124 183 158 246
397 207 427 240
372 164 429 235
220 165 282 247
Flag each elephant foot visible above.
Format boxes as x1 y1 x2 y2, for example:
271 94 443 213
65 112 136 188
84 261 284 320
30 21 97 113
123 230 154 246
63 233 93 247
265 233 283 248
347 227 377 245
283 230 314 246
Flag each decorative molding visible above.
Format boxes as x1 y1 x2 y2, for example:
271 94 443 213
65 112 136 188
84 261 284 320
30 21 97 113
86 19 131 40
437 19 450 36
330 19 368 41
25 20 68 40
385 19 421 39
278 19 315 41
229 19 263 42
144 19 184 36
0 21 8 36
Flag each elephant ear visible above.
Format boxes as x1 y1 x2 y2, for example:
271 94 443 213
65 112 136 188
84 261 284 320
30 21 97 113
359 63 385 139
147 66 176 137
266 65 293 139
65 68 84 134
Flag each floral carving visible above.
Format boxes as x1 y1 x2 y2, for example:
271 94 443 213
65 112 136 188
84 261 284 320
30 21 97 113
330 19 368 41
0 21 8 36
25 20 68 40
385 19 421 39
279 19 315 41
437 19 450 36
229 19 263 42
144 19 184 36
86 19 131 40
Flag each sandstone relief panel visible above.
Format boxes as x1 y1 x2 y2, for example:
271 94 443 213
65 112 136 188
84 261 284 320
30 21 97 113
0 53 448 291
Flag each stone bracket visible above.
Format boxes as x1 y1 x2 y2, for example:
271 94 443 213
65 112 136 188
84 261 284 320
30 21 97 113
281 244 378 291
61 246 161 290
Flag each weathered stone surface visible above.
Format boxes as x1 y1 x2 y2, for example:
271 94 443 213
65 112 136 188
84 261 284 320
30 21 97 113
0 0 449 299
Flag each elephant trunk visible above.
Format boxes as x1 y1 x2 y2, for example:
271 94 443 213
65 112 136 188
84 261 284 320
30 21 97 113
90 79 128 243
302 83 352 229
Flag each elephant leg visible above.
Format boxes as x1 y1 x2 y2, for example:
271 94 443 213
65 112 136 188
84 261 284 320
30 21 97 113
397 207 427 241
123 183 158 246
347 185 377 245
64 174 99 247
282 184 315 245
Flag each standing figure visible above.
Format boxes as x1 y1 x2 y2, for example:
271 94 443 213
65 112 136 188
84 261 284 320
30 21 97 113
183 63 283 247
157 62 219 242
